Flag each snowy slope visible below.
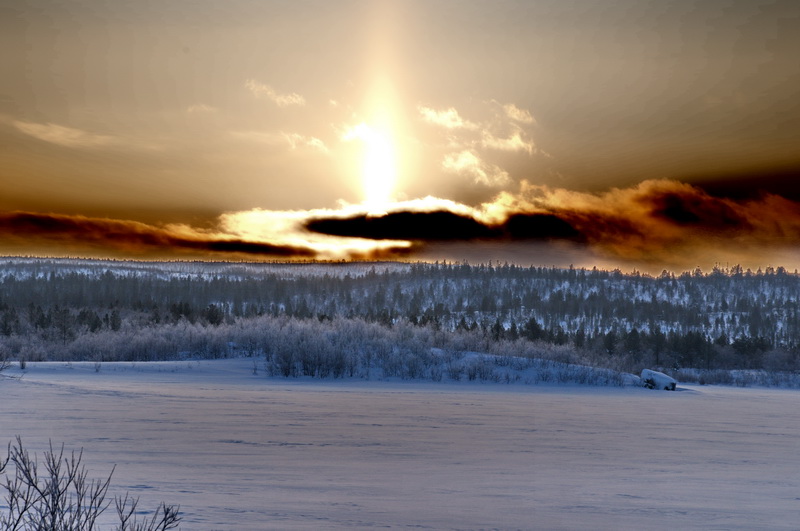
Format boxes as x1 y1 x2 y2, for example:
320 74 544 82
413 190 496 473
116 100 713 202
2 359 799 530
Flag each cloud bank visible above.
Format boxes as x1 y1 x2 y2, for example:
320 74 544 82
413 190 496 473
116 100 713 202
303 179 800 270
501 179 800 265
0 211 315 259
3 180 800 271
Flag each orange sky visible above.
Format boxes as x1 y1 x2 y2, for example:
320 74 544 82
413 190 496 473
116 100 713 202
1 0 800 272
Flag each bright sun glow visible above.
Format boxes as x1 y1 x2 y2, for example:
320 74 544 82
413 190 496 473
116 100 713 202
344 122 397 211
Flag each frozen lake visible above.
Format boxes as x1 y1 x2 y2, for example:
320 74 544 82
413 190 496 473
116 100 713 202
2 359 798 530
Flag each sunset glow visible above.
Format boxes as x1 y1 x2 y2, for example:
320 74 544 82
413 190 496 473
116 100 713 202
1 1 799 272
4 6 800 530
344 122 398 212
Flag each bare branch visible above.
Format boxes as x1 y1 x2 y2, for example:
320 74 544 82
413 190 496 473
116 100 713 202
1 438 180 531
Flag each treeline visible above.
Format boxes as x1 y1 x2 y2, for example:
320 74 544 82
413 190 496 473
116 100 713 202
0 312 628 386
0 258 799 374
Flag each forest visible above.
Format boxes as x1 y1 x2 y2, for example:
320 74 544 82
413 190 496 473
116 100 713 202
1 257 799 385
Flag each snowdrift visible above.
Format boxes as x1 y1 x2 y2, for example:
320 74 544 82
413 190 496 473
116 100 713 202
640 368 677 390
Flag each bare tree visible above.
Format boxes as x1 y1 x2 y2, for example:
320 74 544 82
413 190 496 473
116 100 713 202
0 349 20 381
114 494 181 531
0 437 181 531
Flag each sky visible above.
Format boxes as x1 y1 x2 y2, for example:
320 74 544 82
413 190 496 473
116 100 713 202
1 0 800 273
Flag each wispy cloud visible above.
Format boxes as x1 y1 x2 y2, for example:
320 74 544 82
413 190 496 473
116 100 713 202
481 127 535 155
13 121 116 149
230 129 328 153
418 105 477 130
12 120 162 152
244 79 306 107
340 122 374 142
186 104 218 114
230 130 278 144
442 150 510 187
502 103 535 124
283 133 329 153
418 100 539 187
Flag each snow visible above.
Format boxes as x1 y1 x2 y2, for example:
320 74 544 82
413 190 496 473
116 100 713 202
2 359 799 530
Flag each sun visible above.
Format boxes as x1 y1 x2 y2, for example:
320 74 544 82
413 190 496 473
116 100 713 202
361 125 396 209
344 122 398 211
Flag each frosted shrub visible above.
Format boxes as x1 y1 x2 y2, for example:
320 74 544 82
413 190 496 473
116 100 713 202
0 350 10 375
446 361 463 381
271 349 298 377
477 356 497 381
379 348 404 378
402 350 426 380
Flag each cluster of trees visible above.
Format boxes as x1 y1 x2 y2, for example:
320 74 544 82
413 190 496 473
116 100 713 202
1 258 799 376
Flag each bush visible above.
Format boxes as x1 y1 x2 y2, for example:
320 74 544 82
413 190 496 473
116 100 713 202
0 437 181 531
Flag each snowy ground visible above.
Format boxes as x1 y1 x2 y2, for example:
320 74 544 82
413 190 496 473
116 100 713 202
2 359 798 530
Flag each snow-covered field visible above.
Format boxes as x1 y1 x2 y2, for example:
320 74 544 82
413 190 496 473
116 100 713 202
2 359 798 530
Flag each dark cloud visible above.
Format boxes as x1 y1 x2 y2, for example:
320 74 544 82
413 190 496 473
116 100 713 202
168 238 314 257
306 211 495 241
0 211 315 258
639 191 749 230
502 214 584 241
688 165 800 201
526 179 800 267
305 210 585 243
